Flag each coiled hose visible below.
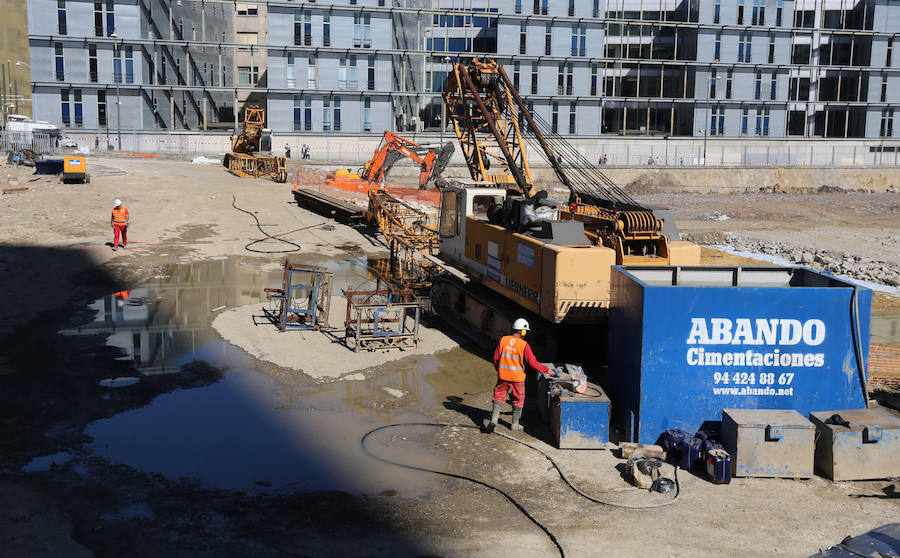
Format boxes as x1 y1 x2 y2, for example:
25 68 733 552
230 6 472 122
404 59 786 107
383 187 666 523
362 422 682 558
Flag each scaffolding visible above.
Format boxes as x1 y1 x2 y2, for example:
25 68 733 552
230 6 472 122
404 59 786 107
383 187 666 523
343 285 422 352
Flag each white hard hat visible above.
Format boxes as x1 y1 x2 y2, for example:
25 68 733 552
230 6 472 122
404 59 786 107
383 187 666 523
513 318 530 331
114 199 122 207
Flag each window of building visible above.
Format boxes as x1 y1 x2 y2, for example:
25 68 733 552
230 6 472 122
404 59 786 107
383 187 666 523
237 66 259 85
333 98 341 131
737 0 744 25
714 32 721 61
593 0 599 18
293 95 303 130
531 64 538 94
323 97 332 131
887 38 894 67
121 46 133 84
515 0 522 13
768 35 775 63
73 89 82 127
367 56 375 90
754 71 761 99
545 23 552 55
726 69 733 98
881 74 888 102
739 32 752 62
787 110 805 135
714 0 720 24
354 14 372 48
339 56 358 89
710 69 717 98
236 3 258 16
568 0 575 16
237 32 258 45
788 77 810 100
571 24 586 57
775 0 782 26
294 10 311 46
94 0 114 38
175 58 182 85
54 43 65 81
323 14 331 47
58 0 67 35
752 0 765 25
881 109 894 137
98 90 107 127
591 64 598 95
793 10 814 27
533 0 540 15
307 56 317 88
513 61 520 90
161 55 167 85
520 22 527 54
304 97 312 131
61 90 70 126
113 46 121 83
569 102 576 134
89 45 98 82
541 0 548 15
756 106 770 135
287 53 296 88
791 43 810 64
770 73 776 100
741 107 749 134
551 102 559 133
712 105 724 135
363 97 372 131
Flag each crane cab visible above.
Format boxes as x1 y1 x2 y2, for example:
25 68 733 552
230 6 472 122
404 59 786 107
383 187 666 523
437 183 617 324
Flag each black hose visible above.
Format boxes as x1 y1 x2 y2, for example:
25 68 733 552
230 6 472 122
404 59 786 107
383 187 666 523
362 422 683 557
231 195 302 253
851 286 870 405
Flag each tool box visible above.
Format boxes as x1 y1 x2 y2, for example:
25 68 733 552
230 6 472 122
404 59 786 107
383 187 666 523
549 381 610 449
722 409 815 478
809 407 900 481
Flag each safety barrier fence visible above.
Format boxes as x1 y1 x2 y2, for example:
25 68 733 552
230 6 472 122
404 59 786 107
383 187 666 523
20 132 900 168
0 132 56 156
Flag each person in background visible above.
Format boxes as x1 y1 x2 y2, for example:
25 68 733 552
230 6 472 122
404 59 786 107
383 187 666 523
486 318 556 432
285 144 291 158
110 199 129 251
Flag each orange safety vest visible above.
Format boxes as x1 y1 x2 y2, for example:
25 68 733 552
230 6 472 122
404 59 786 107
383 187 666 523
112 206 129 226
497 335 527 383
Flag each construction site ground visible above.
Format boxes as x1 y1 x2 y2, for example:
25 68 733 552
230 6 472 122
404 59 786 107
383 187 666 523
1 154 898 557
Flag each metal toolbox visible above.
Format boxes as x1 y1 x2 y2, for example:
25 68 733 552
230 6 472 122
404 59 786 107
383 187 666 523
722 409 815 478
809 407 900 481
549 382 610 449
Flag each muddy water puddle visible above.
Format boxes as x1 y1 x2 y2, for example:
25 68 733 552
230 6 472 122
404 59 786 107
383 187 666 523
58 257 496 495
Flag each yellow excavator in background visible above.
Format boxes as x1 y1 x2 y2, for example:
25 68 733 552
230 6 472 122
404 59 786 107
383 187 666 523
223 105 287 183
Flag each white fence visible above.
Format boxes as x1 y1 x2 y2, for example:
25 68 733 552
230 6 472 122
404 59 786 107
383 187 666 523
0 131 57 155
44 131 900 168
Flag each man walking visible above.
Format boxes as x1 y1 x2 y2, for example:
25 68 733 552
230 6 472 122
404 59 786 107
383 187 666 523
486 318 555 432
110 199 129 251
285 143 291 158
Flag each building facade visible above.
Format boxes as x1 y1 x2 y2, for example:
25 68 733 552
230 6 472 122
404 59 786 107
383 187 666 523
28 0 234 134
27 0 900 138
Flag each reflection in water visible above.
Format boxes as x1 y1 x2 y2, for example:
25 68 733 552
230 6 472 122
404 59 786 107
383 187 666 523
64 258 496 494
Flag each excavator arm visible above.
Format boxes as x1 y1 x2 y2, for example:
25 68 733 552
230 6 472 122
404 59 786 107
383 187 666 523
361 131 453 189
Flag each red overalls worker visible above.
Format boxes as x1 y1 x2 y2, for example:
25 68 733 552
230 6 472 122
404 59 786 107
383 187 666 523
486 318 556 432
110 199 129 251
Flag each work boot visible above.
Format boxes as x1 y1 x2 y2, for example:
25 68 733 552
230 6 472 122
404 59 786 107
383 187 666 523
484 401 501 433
511 407 524 431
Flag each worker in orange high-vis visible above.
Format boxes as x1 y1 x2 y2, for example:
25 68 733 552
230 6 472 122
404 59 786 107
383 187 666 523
486 318 556 432
110 199 129 251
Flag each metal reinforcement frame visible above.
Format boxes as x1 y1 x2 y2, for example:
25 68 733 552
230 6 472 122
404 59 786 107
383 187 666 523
227 152 288 182
264 261 333 331
343 287 422 352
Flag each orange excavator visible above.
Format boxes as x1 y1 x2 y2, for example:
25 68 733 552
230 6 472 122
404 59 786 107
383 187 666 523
326 131 454 192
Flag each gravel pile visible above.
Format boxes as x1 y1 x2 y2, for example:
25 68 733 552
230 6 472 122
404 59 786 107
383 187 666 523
704 233 900 288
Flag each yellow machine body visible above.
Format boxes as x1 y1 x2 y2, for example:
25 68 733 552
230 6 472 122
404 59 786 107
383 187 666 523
438 185 700 324
61 156 88 183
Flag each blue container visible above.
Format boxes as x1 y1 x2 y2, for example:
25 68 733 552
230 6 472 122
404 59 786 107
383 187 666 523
608 266 871 443
550 382 610 449
705 449 732 484
681 436 703 470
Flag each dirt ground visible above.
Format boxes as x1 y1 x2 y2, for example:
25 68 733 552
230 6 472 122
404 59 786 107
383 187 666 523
1 154 898 557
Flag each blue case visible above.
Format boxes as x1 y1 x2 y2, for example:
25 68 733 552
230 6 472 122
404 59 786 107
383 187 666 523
705 449 733 484
681 436 703 470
